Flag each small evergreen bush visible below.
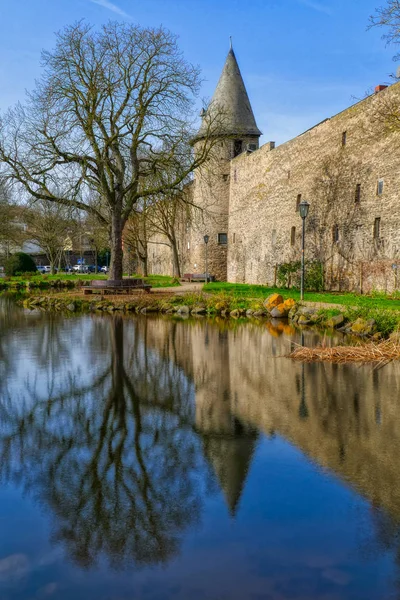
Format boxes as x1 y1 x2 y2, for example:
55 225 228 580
4 253 37 276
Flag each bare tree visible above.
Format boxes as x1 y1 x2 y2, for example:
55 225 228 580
25 200 76 273
84 212 109 272
145 188 192 278
124 200 152 276
0 180 25 258
0 22 223 280
370 1 400 62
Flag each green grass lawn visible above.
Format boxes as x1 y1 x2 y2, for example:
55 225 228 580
131 274 180 288
3 273 108 282
203 282 400 311
2 273 180 288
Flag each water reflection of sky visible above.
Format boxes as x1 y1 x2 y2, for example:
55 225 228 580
0 299 399 599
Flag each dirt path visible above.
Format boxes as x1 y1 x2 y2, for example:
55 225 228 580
151 282 203 295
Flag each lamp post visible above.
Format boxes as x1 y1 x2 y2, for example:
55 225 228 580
204 235 209 283
299 199 310 301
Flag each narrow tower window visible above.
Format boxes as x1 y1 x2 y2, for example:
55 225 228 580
342 131 347 146
332 224 339 244
233 139 243 157
374 217 381 239
232 233 236 244
290 226 296 246
296 194 302 211
355 184 361 203
377 179 384 196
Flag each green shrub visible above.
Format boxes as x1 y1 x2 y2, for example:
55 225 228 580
277 260 324 291
345 307 400 337
5 253 37 276
277 261 300 288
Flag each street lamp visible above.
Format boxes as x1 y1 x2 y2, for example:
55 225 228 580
299 199 310 301
204 235 209 283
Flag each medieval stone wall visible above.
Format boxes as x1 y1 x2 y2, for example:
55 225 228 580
142 82 400 291
228 82 400 291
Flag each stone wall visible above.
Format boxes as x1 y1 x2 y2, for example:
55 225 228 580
228 83 400 291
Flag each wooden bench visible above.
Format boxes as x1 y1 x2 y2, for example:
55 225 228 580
82 278 152 296
181 273 215 283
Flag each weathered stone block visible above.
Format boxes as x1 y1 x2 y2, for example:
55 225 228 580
270 303 289 318
263 293 284 313
326 314 345 328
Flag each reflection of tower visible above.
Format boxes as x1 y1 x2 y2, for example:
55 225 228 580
193 324 257 515
202 425 258 516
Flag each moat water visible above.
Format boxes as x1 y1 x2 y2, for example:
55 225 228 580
1 296 400 599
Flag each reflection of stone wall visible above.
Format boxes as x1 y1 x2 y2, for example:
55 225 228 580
142 316 400 521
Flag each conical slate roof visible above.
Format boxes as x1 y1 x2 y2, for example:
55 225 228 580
196 47 262 139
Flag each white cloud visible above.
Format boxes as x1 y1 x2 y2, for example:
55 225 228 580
89 0 131 18
0 554 29 582
298 0 332 15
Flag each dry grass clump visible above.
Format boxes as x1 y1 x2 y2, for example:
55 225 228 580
289 339 400 367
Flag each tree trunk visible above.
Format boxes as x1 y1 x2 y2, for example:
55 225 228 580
142 256 148 277
109 207 123 280
171 239 181 278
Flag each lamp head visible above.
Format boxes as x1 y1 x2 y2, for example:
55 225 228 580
299 200 310 219
204 235 209 244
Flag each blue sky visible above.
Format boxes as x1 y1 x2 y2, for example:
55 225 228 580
0 0 396 145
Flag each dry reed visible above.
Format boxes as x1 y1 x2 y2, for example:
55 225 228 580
289 339 400 367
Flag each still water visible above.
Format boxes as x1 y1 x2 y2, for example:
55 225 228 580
1 296 400 599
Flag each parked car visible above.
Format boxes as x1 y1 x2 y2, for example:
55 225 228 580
37 265 56 274
90 265 103 273
72 264 89 273
101 266 109 273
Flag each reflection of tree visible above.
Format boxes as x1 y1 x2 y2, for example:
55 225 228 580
0 316 203 570
0 296 49 395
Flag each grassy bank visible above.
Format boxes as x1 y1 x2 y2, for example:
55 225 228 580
0 273 180 290
9 278 400 338
203 282 400 311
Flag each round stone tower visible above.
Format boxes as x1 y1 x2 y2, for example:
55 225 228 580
190 45 262 281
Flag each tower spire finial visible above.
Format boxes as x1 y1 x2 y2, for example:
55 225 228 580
229 36 233 51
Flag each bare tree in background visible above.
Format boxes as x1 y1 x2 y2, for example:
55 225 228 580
0 180 26 258
0 21 224 280
370 1 400 62
145 187 193 278
124 199 152 276
25 200 77 273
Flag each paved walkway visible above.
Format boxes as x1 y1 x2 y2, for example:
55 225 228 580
151 282 203 295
